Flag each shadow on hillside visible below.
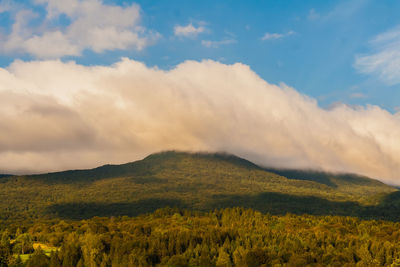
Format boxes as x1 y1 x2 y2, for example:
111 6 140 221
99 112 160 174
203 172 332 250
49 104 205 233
365 191 400 220
264 169 338 187
46 191 400 221
208 191 400 221
205 192 361 216
264 169 383 188
46 198 187 220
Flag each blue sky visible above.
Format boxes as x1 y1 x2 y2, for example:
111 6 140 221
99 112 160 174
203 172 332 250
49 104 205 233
3 0 400 182
0 0 400 111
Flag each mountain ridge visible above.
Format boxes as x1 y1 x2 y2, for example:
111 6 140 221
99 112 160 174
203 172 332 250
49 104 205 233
24 150 389 187
1 151 399 223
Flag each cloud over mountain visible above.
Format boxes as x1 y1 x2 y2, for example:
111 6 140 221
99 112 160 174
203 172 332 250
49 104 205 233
1 59 400 185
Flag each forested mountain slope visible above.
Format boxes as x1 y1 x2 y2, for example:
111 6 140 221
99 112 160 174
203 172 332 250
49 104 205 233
0 151 398 223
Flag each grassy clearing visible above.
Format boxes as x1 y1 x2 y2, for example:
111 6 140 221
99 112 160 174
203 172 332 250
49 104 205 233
14 242 59 263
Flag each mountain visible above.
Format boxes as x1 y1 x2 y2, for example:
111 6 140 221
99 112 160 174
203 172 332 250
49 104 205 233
1 151 399 223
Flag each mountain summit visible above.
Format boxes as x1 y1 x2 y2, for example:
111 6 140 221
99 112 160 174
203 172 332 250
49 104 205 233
1 151 399 222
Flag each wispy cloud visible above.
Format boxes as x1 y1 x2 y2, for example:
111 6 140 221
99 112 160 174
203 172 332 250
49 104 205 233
174 23 205 37
349 92 367 99
0 0 159 58
308 0 368 23
201 39 235 48
0 0 12 13
354 25 400 85
261 31 295 41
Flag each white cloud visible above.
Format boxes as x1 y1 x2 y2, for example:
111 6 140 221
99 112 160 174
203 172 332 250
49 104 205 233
355 26 400 85
261 31 294 41
1 59 400 185
0 0 159 58
349 92 367 99
174 23 205 37
201 39 235 48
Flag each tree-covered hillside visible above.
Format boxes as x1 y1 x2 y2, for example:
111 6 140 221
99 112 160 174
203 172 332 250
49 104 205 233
0 151 399 224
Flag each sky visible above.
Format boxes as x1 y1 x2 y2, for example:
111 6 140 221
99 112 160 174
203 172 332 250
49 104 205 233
1 0 400 185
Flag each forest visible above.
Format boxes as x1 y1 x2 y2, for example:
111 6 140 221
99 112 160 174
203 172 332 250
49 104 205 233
2 152 400 266
2 207 400 266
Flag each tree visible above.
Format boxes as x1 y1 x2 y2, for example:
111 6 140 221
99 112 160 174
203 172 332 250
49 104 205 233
49 251 62 267
166 255 187 267
0 244 10 267
26 248 50 267
8 255 24 267
216 249 232 267
14 233 33 255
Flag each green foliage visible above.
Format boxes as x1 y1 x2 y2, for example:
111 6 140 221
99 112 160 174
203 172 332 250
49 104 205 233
13 234 33 255
8 255 23 267
0 151 398 225
0 244 10 267
26 248 49 267
2 208 400 266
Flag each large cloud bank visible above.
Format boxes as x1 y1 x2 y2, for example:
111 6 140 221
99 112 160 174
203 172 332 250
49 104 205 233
1 59 400 185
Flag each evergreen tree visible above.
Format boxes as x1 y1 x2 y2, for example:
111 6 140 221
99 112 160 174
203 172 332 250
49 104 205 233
215 248 232 267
